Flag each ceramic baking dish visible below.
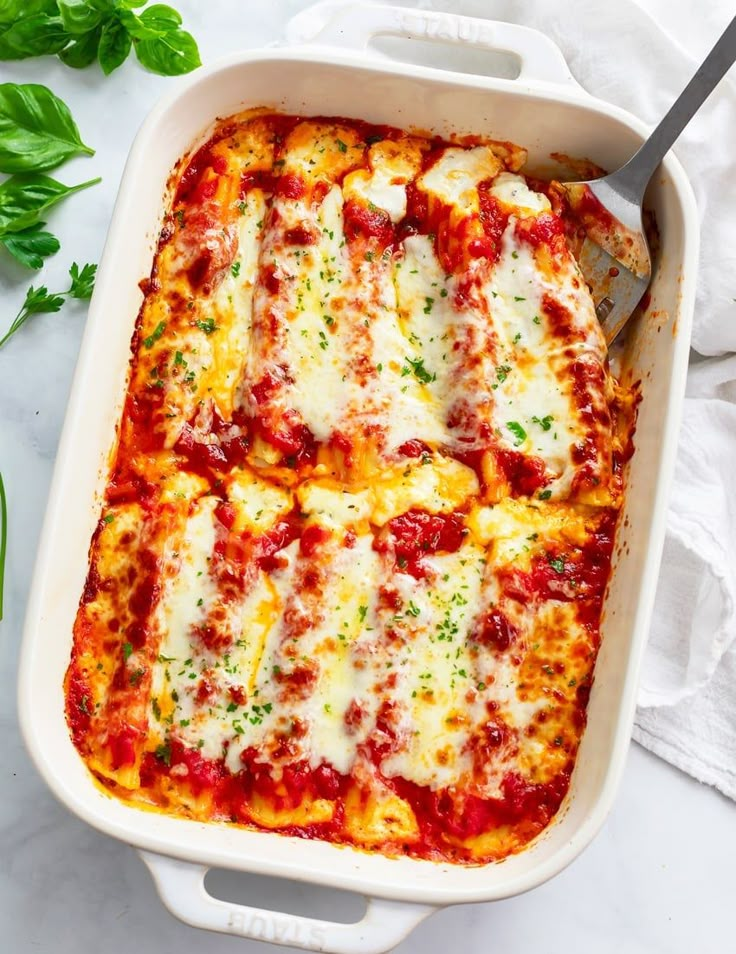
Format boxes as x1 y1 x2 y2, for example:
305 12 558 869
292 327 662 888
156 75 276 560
18 4 698 952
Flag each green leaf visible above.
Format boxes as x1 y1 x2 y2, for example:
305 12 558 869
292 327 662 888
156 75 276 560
134 27 200 75
0 14 71 60
506 421 527 446
67 260 96 298
0 259 97 350
0 221 60 268
58 0 103 35
58 25 101 67
0 173 101 234
0 282 65 349
141 4 182 29
119 4 181 40
0 0 57 30
98 17 131 74
0 82 94 173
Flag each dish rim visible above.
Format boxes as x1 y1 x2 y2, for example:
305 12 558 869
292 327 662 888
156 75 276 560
17 41 699 908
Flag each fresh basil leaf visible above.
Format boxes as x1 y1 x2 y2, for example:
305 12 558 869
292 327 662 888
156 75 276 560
134 26 200 75
0 14 71 60
58 25 101 67
0 173 101 234
117 0 148 7
140 4 183 30
58 0 103 35
118 5 180 42
0 83 94 173
0 0 56 29
0 221 60 268
98 17 131 74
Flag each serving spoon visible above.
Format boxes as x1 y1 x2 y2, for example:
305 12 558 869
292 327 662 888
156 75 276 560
563 14 736 344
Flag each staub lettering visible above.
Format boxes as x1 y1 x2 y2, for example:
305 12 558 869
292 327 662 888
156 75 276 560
397 10 492 45
227 909 328 949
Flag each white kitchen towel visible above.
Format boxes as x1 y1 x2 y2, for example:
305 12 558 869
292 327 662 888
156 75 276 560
287 0 736 799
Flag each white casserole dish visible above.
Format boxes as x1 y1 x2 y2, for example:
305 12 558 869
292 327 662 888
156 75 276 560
17 5 698 952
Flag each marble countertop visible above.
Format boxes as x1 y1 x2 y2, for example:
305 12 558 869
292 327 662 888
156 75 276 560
1 2 733 951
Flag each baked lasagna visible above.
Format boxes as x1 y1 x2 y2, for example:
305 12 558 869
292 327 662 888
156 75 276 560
65 111 637 864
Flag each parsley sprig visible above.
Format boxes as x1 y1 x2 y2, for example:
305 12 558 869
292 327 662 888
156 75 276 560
0 260 96 349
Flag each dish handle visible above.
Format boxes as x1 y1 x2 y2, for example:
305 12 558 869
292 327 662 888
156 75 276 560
139 850 436 954
286 1 581 91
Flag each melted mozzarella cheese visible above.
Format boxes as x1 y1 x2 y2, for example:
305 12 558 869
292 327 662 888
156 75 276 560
226 534 381 776
226 469 293 532
486 224 607 495
490 172 551 213
371 456 478 525
379 541 486 789
419 146 503 208
343 140 423 223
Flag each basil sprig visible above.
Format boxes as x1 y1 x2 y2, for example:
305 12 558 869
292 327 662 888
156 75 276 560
0 83 99 268
0 173 100 267
0 1 201 76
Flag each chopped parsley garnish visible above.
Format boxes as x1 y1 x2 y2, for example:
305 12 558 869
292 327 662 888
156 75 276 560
506 421 527 446
129 668 145 687
532 414 554 431
336 138 348 153
174 209 185 229
155 742 171 765
402 356 436 385
548 555 565 574
318 330 329 350
174 350 186 367
237 201 247 215
514 295 525 302
533 315 541 325
495 364 511 383
196 318 217 335
358 605 368 621
143 321 166 349
538 489 552 500
423 296 434 314
122 641 133 661
323 315 335 327
103 513 115 524
231 261 241 278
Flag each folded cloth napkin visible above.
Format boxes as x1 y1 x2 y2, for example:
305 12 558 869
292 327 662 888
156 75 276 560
288 0 736 799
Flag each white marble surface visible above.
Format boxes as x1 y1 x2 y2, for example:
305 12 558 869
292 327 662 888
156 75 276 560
1 1 734 951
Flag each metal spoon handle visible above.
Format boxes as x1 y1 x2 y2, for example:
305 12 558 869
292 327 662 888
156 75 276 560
608 14 736 201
